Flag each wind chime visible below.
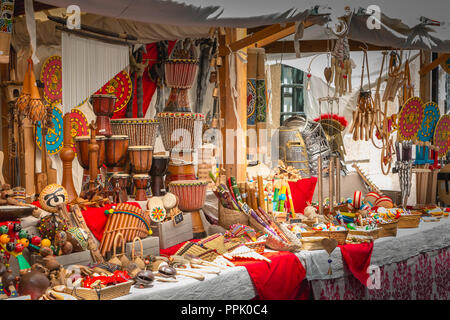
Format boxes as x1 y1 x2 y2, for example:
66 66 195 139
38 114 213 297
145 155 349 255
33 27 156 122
330 12 353 97
349 47 376 142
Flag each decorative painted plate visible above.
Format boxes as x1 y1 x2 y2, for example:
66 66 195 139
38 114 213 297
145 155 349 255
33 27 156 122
417 101 440 142
95 70 132 113
69 108 89 155
434 115 450 157
36 105 64 155
397 97 424 141
40 55 62 105
440 56 450 74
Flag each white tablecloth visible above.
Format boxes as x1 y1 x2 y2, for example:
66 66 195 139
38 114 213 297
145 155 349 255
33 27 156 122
116 266 255 300
114 200 450 299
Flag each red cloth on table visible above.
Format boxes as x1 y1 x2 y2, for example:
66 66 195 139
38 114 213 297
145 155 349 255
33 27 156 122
112 41 176 119
160 241 307 300
288 177 317 214
31 201 142 241
338 242 374 287
234 251 306 300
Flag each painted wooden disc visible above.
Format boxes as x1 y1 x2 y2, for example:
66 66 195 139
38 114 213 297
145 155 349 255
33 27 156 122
69 108 89 155
397 97 424 141
36 105 64 155
434 115 450 157
95 70 132 113
40 55 62 104
417 101 440 142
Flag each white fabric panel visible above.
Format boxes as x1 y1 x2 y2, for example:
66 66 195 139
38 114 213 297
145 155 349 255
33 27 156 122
297 216 450 281
24 0 39 64
61 32 129 113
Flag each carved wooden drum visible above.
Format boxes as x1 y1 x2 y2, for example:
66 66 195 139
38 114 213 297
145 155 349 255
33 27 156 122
128 146 154 174
149 155 170 197
104 135 129 173
91 94 116 137
157 112 204 151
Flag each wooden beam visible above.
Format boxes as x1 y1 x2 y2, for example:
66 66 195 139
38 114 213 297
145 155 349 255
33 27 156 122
218 28 248 181
225 21 315 54
420 50 431 101
419 53 450 76
225 23 294 54
263 39 393 53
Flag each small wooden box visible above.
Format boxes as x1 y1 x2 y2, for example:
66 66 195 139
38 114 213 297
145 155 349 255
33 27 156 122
157 212 193 249
29 250 93 268
125 236 160 257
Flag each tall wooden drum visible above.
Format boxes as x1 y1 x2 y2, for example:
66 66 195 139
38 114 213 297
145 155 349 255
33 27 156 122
91 94 116 137
168 180 208 238
128 146 154 174
75 135 106 186
133 174 151 201
110 118 159 147
149 155 170 196
104 135 129 173
166 160 196 189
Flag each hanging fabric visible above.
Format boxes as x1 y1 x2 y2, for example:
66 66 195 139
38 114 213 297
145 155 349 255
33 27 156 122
61 32 129 114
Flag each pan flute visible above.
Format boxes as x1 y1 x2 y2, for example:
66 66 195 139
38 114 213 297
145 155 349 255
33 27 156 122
99 203 151 257
110 118 159 147
157 112 204 151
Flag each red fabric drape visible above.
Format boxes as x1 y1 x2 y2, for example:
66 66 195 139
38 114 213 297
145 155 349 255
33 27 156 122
234 251 307 300
288 177 317 214
338 242 374 287
112 41 176 119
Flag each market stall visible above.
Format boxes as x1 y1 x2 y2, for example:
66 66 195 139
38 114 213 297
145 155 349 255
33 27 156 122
0 0 449 301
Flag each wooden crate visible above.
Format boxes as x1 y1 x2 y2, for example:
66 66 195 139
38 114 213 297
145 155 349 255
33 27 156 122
157 212 193 249
29 250 93 268
125 236 160 258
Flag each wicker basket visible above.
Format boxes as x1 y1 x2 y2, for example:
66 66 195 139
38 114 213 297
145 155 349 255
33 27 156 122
301 237 326 251
64 281 133 300
378 220 398 238
398 214 421 228
301 229 348 245
348 228 381 240
219 205 249 230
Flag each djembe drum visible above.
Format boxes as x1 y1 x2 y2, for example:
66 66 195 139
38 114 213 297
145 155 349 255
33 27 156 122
157 112 204 151
91 94 116 137
149 155 170 196
163 59 199 112
133 174 151 201
168 180 208 238
128 146 154 174
110 118 159 147
166 160 197 189
75 135 106 187
104 135 129 173
110 173 130 202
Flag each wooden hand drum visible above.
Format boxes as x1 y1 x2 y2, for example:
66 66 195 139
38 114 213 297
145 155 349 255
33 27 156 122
149 155 169 196
166 160 196 189
105 135 129 173
128 146 153 174
75 135 106 184
168 179 208 238
91 94 116 137
133 174 151 201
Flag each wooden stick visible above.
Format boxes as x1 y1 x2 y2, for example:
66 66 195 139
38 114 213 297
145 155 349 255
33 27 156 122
257 176 265 210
